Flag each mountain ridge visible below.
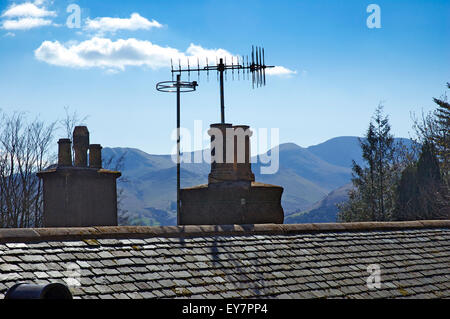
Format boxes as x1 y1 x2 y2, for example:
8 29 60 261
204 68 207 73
103 136 412 225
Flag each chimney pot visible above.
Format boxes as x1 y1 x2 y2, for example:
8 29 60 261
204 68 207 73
208 123 234 183
232 125 254 182
73 126 89 167
89 144 102 168
57 138 72 167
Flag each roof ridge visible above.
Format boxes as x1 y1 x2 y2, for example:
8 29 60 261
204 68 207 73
0 220 449 243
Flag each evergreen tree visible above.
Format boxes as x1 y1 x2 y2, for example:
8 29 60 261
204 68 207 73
338 105 397 222
416 142 449 218
393 165 418 220
394 142 449 220
413 83 450 183
432 82 450 182
341 83 450 223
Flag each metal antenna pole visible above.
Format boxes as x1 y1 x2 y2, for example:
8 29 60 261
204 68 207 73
176 74 181 224
156 77 198 225
219 58 225 123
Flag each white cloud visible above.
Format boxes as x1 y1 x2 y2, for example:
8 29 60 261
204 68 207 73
85 13 162 34
34 37 294 77
1 2 56 18
185 44 235 61
34 38 236 71
1 1 56 30
265 66 297 76
2 17 52 30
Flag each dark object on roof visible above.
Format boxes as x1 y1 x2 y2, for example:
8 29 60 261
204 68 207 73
0 221 449 299
5 283 72 299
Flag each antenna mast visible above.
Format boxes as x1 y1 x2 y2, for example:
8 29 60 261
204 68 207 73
156 76 198 225
171 46 273 124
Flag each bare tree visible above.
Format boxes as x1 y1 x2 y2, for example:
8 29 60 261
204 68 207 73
0 111 56 227
59 106 89 139
59 107 89 162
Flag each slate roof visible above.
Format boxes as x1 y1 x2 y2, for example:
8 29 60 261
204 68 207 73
0 221 449 299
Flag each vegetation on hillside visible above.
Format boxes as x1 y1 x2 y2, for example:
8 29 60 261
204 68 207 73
338 83 450 222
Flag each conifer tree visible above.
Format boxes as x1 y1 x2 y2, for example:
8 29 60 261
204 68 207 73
413 83 450 183
338 105 397 222
394 142 449 220
432 82 450 182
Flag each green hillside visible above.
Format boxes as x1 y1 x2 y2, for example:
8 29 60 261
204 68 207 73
104 136 411 226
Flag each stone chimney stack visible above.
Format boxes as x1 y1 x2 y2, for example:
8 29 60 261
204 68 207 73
37 126 121 227
180 122 283 225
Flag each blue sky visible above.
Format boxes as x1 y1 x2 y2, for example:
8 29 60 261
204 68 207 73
0 0 449 154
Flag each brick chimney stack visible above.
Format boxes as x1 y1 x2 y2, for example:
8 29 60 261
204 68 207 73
37 126 121 227
180 123 283 225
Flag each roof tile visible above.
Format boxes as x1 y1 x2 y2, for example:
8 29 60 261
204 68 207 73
0 224 448 299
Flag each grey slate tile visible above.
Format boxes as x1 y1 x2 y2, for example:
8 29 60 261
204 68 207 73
0 228 448 300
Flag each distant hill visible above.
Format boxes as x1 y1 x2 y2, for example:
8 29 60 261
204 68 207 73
307 136 363 168
103 136 413 226
253 142 351 212
283 136 415 224
306 136 415 168
284 183 353 224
